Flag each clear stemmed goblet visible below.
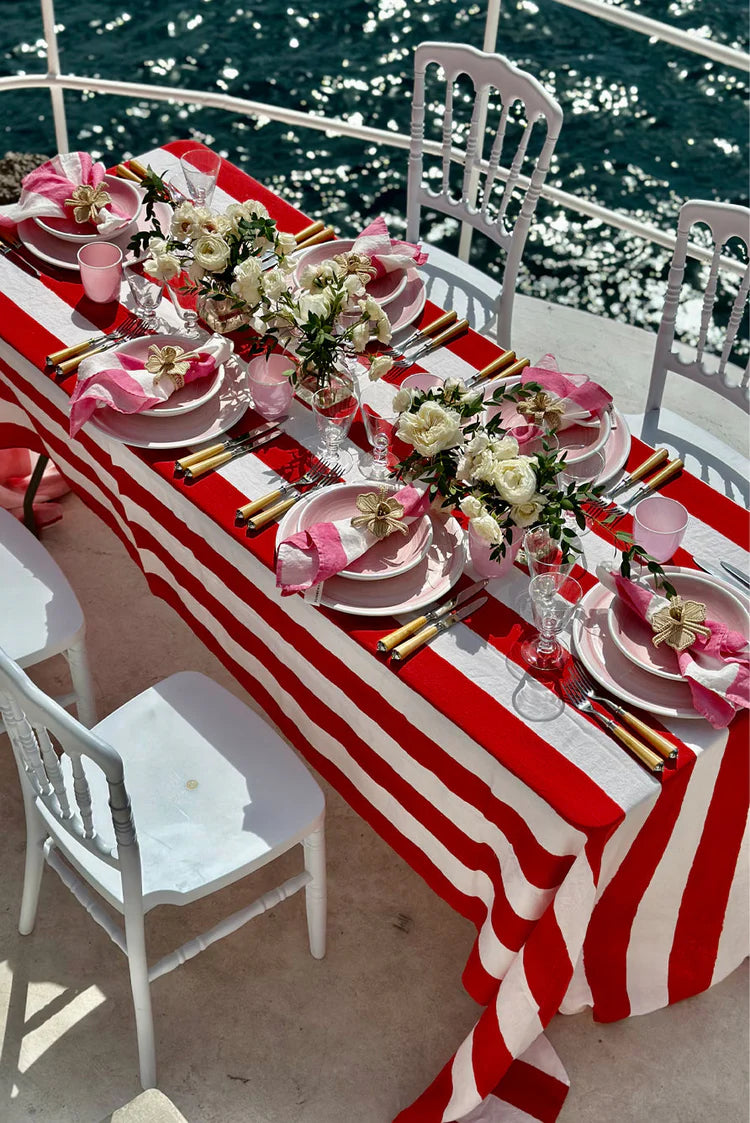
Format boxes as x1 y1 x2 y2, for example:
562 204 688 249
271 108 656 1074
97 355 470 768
123 265 162 328
165 274 200 335
521 573 582 672
523 525 578 580
360 403 397 481
312 374 358 475
180 149 222 206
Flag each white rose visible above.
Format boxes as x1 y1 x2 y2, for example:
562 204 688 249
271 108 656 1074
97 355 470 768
459 495 484 519
509 493 548 528
231 257 264 305
189 206 221 235
368 354 393 381
241 198 269 220
493 435 520 461
493 456 538 505
143 238 181 282
470 513 505 545
171 201 198 240
296 291 331 320
193 233 231 273
343 273 366 299
276 230 296 257
262 266 288 302
396 401 464 459
351 320 371 352
391 386 412 413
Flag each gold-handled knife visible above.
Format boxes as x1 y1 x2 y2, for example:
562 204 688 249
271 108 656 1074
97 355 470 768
391 311 458 356
391 595 488 662
174 420 279 475
608 448 670 500
467 350 517 386
408 318 470 364
378 579 489 653
128 158 149 180
294 220 325 244
622 458 684 509
184 428 280 481
293 225 336 252
115 163 142 182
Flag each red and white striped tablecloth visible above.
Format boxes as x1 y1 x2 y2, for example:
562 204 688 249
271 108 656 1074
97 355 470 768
0 141 747 1123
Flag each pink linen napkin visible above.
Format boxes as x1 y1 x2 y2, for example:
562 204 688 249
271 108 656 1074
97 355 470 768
0 152 129 237
612 571 750 728
351 216 428 279
68 335 232 436
520 354 612 429
276 483 430 596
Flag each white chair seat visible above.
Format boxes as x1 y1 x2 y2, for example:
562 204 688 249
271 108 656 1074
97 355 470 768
38 671 325 912
416 245 501 339
0 506 84 666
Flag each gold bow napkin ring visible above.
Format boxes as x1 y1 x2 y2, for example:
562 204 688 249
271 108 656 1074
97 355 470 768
350 489 409 540
64 182 112 225
651 595 710 653
146 344 200 390
517 390 566 431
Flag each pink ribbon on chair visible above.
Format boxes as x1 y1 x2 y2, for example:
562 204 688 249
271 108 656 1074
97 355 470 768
351 216 428 279
0 152 129 237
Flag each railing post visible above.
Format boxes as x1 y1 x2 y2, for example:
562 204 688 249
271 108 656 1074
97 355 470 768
40 0 69 154
458 0 502 262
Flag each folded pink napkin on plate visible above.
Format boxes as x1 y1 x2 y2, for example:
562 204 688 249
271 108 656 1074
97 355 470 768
276 483 430 596
0 152 129 237
351 216 428 279
613 571 750 728
521 354 612 429
68 335 232 436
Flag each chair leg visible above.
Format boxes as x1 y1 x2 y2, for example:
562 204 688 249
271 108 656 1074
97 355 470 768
18 804 47 936
22 453 49 537
302 823 327 960
124 909 157 1089
64 635 97 727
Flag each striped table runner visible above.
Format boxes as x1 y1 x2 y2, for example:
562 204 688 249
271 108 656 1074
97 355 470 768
0 140 746 1123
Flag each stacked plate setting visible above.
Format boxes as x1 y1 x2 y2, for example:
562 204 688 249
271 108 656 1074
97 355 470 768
573 566 750 720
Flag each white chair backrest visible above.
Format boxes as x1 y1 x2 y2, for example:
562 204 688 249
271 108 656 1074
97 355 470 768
406 41 563 340
648 199 750 415
0 647 141 890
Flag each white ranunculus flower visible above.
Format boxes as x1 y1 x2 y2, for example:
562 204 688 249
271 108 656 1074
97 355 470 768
470 513 505 545
509 493 548 528
276 230 296 257
493 456 538 505
396 401 464 458
368 354 393 381
391 386 412 413
351 320 371 352
231 256 264 305
459 495 484 520
193 233 231 273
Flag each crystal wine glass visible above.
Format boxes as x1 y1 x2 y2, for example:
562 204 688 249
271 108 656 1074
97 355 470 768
521 573 582 672
312 375 358 474
180 149 222 206
523 525 578 580
165 274 200 335
360 403 397 481
124 265 162 328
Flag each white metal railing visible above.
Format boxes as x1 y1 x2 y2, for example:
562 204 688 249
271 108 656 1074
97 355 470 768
0 0 747 278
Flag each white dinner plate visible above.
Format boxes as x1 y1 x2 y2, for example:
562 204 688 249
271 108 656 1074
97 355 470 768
84 359 248 449
113 333 225 418
19 201 172 272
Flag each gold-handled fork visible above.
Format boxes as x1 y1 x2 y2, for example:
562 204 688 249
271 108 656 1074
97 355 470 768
598 459 684 528
46 313 141 369
246 461 343 531
380 311 458 359
565 659 678 762
560 673 663 774
388 318 470 376
54 318 151 378
586 448 670 514
236 457 340 522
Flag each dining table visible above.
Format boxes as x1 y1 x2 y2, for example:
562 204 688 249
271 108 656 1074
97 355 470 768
0 139 747 1123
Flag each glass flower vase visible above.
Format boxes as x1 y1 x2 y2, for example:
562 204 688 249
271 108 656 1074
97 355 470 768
197 294 248 335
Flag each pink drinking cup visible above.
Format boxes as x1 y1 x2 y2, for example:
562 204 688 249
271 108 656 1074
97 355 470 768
633 495 689 562
247 354 295 421
77 242 123 303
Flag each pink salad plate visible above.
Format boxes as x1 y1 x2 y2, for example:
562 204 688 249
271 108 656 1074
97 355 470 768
293 239 408 309
296 482 434 581
113 333 225 418
277 491 464 616
381 270 426 335
485 397 612 466
35 174 142 243
607 567 750 683
18 201 171 273
572 579 700 719
85 361 247 450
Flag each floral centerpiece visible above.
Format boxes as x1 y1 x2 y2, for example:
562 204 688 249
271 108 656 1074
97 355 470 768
129 169 395 389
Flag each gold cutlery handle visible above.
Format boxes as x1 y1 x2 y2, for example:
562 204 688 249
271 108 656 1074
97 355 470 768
475 350 517 382
176 443 228 471
377 615 429 653
247 494 299 530
116 163 141 182
237 488 285 520
392 624 439 661
500 356 531 380
609 706 677 760
417 311 457 338
628 447 669 484
47 338 98 365
295 226 336 251
57 346 105 376
187 450 235 478
642 458 684 491
294 221 325 244
128 158 149 180
608 721 663 772
429 318 470 350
